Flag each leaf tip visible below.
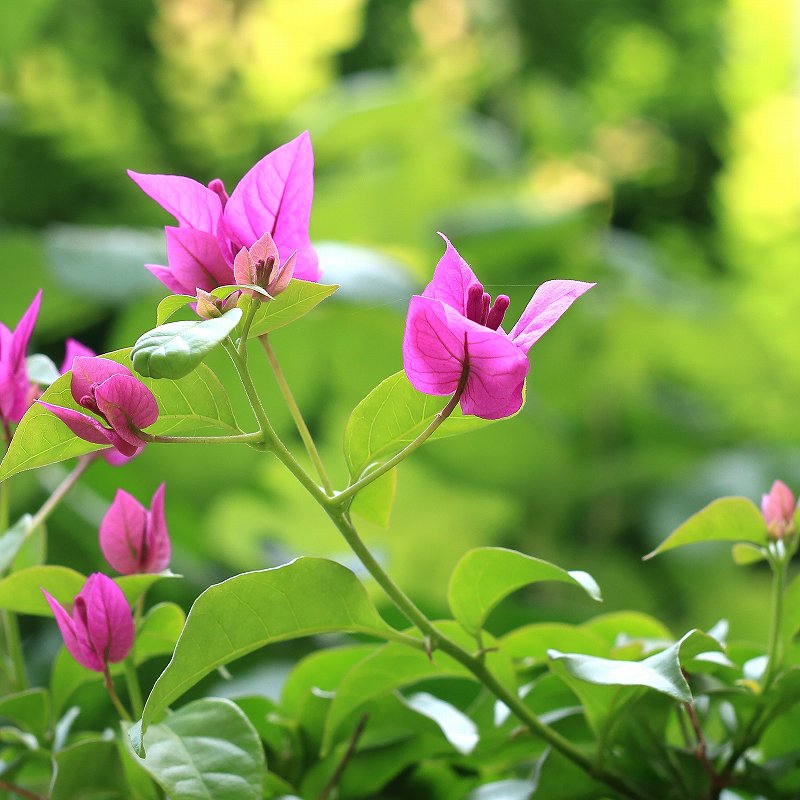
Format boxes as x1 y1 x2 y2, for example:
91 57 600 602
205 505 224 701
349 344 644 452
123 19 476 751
129 718 146 758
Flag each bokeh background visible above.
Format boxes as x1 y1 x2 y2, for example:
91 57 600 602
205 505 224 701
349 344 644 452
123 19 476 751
1 0 798 700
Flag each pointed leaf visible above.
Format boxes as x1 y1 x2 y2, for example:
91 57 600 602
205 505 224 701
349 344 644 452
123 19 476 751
404 692 479 754
645 497 768 559
448 547 601 635
134 558 394 752
0 349 238 480
246 279 338 337
132 308 243 380
343 370 495 523
128 698 263 800
156 294 197 325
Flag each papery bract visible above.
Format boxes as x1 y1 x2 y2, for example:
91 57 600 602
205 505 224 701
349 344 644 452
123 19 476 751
403 234 594 420
761 480 796 540
0 291 42 425
100 484 171 574
39 356 158 457
42 573 135 673
129 132 318 296
233 232 297 300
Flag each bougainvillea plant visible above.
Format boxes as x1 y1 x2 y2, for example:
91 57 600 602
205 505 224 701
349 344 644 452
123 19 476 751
0 133 799 800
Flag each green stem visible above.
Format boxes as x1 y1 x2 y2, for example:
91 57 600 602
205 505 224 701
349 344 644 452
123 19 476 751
123 659 144 720
259 335 334 495
28 453 96 536
237 297 261 360
138 431 263 445
104 669 131 722
334 370 469 508
763 545 786 690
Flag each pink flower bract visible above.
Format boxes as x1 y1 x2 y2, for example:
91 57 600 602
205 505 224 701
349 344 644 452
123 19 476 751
100 484 171 575
403 234 594 420
43 573 135 673
39 356 158 458
761 480 796 539
129 132 318 295
0 291 42 425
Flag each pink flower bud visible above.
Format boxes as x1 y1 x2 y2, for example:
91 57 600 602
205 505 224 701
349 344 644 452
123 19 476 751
99 484 171 575
761 480 796 539
195 288 241 320
233 232 297 301
42 573 135 673
39 356 158 458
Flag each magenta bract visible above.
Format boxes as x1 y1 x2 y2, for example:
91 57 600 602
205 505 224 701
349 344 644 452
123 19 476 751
100 484 171 575
40 356 158 457
129 132 318 296
43 573 135 673
403 234 594 420
761 480 796 539
0 291 42 425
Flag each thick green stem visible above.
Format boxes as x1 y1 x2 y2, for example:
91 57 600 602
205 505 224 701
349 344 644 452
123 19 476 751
334 370 469 508
259 335 334 495
124 659 144 720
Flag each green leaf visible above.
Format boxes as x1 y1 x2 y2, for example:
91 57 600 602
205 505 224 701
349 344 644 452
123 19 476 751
343 370 495 524
134 558 393 753
131 308 243 379
26 353 61 387
0 349 238 480
321 622 515 754
548 629 722 704
349 471 397 528
581 611 673 648
645 497 768 559
448 547 601 635
0 689 50 741
732 542 767 565
51 603 186 714
156 294 196 325
128 698 264 800
403 692 479 755
0 565 176 616
50 738 127 799
246 279 338 338
501 623 608 665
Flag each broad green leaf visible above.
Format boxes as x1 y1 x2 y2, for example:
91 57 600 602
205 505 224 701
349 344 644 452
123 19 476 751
246 279 338 338
548 629 722 704
645 497 768 559
0 514 34 573
26 353 61 386
156 294 196 325
321 622 515 754
448 547 601 635
133 558 393 753
0 565 176 616
131 308 243 379
0 349 238 480
581 611 673 648
0 689 50 741
129 698 264 800
50 738 127 799
343 370 495 524
51 603 186 714
349 471 397 527
501 623 608 664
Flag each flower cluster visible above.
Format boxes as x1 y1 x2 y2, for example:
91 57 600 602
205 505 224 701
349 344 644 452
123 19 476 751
129 132 318 297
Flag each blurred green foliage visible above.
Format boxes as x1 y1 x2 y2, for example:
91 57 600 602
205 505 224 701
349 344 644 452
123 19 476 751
0 0 797 715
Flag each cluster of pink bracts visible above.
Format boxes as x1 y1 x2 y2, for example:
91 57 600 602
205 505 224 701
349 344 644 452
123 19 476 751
43 486 171 674
2 131 601 673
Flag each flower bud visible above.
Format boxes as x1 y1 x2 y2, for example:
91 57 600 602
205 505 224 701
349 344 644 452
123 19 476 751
100 484 171 575
761 480 796 540
43 573 135 673
233 232 296 301
195 288 241 319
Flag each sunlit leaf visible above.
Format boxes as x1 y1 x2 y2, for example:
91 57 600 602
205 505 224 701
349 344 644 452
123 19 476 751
448 547 601 635
246 279 338 338
645 497 768 559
